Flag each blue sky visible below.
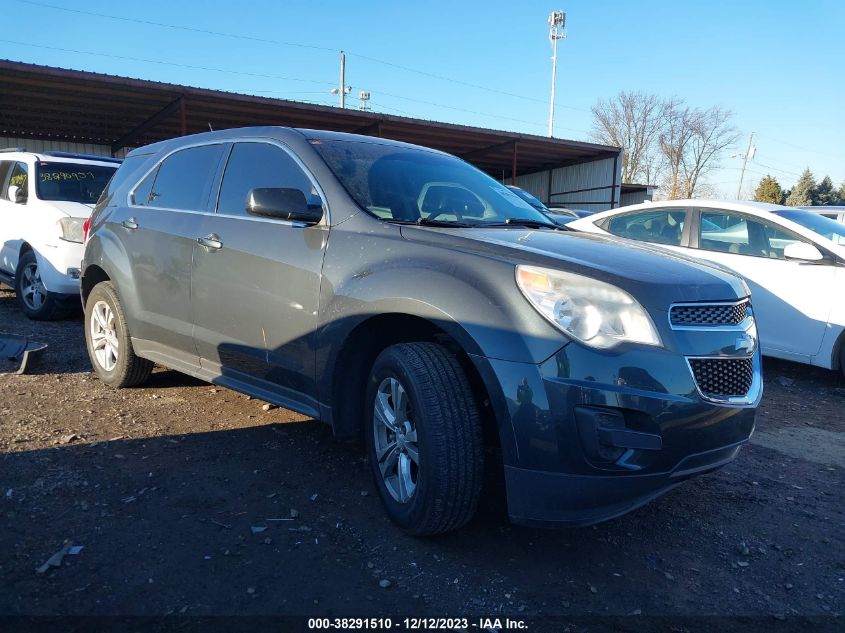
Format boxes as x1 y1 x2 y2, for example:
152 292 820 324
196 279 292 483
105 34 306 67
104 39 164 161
2 0 843 195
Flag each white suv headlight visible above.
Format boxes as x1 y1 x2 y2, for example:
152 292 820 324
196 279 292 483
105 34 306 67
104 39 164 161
516 265 661 349
58 217 86 243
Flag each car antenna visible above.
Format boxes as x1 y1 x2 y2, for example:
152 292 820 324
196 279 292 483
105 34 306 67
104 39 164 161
208 123 214 132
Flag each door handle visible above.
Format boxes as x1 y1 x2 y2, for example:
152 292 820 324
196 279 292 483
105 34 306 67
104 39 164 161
122 217 139 230
197 233 223 250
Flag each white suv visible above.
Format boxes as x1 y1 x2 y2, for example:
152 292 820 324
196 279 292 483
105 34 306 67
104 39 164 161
0 149 119 319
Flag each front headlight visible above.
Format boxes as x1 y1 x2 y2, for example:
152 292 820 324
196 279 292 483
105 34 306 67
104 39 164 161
516 265 661 349
58 217 86 244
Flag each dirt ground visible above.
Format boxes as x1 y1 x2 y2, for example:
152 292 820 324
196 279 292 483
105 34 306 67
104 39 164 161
0 286 843 629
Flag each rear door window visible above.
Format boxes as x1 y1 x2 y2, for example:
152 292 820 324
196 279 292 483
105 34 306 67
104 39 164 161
145 144 225 211
605 209 687 245
216 142 318 217
97 155 149 206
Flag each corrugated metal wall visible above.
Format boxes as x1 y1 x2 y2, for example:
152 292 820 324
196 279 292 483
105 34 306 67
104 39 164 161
620 190 651 207
0 136 117 157
515 156 621 212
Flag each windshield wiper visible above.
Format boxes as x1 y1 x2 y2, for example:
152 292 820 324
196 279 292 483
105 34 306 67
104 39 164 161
384 218 475 228
482 218 561 230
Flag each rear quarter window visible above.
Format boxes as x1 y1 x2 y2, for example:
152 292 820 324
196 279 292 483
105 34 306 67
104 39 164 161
97 155 150 207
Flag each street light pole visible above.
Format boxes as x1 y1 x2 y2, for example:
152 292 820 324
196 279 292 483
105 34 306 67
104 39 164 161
547 10 566 138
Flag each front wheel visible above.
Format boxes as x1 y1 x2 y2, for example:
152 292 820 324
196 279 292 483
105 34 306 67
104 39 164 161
14 250 66 320
365 342 483 535
84 281 153 387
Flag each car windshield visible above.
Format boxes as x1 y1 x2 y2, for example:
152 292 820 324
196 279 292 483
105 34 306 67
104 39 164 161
774 209 845 245
36 162 118 204
311 140 553 226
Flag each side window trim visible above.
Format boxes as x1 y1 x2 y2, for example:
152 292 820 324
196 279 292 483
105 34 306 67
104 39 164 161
126 137 329 225
126 141 225 213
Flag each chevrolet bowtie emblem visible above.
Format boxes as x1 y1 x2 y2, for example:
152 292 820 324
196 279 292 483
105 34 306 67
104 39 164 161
735 335 755 354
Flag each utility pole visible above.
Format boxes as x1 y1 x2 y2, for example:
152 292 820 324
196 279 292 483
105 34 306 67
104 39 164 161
330 51 352 108
736 132 755 199
547 10 566 138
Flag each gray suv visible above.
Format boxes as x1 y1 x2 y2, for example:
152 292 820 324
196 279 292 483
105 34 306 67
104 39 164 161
81 127 761 534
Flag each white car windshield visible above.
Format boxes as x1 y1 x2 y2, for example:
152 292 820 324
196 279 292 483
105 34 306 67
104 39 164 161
774 210 845 245
36 162 118 204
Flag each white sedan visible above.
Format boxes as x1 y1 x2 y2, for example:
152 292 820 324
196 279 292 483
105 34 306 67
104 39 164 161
569 200 845 376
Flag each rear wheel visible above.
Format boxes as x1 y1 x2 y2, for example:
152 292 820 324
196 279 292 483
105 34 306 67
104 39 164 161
14 250 66 320
84 281 153 387
365 342 483 535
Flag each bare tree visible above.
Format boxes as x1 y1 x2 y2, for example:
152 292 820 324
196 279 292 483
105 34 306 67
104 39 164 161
590 91 669 184
681 106 738 198
658 101 697 199
592 92 739 198
658 104 737 199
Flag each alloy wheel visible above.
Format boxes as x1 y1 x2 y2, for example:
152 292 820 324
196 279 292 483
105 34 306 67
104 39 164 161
373 377 420 503
20 262 46 311
90 300 119 372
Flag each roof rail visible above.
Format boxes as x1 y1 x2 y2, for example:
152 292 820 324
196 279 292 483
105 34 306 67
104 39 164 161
41 151 122 163
0 147 26 153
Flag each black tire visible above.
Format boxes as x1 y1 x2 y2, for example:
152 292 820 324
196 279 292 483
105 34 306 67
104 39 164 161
14 250 68 320
840 344 845 380
84 281 153 387
365 342 483 535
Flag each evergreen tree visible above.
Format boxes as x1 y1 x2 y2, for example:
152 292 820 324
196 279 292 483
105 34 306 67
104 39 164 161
785 168 816 206
839 182 845 205
753 175 784 204
814 175 836 205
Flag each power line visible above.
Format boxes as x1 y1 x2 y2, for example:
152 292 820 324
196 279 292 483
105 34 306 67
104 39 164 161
0 38 592 139
12 0 589 113
14 0 336 53
755 133 843 160
752 162 803 178
0 39 335 87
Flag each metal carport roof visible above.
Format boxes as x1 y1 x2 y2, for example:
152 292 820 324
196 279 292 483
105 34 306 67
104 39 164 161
0 59 619 178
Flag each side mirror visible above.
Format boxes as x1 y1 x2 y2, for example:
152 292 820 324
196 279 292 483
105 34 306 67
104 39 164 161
783 242 824 262
8 185 26 204
246 187 323 224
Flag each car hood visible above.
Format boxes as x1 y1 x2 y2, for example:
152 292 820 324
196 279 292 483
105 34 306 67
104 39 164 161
43 201 96 218
399 226 748 310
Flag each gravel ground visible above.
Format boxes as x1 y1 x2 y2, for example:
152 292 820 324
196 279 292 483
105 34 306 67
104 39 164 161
0 286 843 630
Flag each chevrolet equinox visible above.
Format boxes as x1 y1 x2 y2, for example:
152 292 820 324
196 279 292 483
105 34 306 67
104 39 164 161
81 128 762 535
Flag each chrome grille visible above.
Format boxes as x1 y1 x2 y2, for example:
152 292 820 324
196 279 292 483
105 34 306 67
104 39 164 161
670 301 748 327
689 357 754 399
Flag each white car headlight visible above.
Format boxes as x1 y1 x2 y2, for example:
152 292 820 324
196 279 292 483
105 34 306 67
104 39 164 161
58 217 86 244
516 265 661 349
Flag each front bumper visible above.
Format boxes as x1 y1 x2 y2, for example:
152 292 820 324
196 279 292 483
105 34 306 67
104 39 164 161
33 241 84 295
474 337 760 527
505 440 746 527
